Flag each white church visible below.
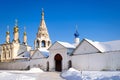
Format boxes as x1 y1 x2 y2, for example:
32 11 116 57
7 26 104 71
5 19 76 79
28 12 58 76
0 9 120 72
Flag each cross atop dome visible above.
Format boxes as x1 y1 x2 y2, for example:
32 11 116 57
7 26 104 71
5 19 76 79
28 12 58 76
41 8 44 20
15 19 18 27
24 26 26 35
6 25 10 35
74 25 80 46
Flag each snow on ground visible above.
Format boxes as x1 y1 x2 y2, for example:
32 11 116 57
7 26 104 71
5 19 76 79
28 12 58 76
0 68 120 80
61 68 82 80
0 72 36 80
61 68 120 80
0 67 44 73
0 68 44 80
28 67 44 73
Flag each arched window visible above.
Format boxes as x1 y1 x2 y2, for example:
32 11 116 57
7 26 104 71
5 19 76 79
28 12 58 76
36 40 39 48
46 61 49 71
9 49 11 58
41 40 46 47
26 66 30 70
68 60 72 69
48 41 50 46
9 52 11 58
3 52 6 58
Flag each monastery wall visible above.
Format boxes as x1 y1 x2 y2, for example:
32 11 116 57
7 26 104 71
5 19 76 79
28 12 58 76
72 51 120 71
30 58 48 71
0 60 30 70
0 58 48 71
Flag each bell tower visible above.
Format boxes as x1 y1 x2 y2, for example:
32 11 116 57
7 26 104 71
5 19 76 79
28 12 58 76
34 8 51 49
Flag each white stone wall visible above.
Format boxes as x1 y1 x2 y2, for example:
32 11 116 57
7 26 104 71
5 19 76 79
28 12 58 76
0 58 48 70
74 40 99 55
30 58 48 71
0 60 30 70
72 51 120 71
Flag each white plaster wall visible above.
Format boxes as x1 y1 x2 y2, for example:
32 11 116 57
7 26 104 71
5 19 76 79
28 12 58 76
0 58 48 71
12 43 20 58
0 60 30 70
107 52 120 70
74 40 99 55
72 51 120 71
30 58 48 71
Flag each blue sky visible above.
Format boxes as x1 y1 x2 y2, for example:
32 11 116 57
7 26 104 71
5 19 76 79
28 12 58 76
0 0 120 48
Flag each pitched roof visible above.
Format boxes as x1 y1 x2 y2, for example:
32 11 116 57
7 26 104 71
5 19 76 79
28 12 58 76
85 38 120 52
57 41 75 49
100 40 120 52
18 51 30 57
38 48 49 58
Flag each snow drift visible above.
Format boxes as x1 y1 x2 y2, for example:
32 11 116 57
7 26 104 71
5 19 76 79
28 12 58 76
28 67 44 73
0 68 44 80
61 68 120 80
0 72 35 80
61 68 82 80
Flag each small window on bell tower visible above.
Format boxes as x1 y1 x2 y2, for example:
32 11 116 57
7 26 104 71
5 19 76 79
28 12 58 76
41 40 46 47
36 40 39 48
48 41 50 46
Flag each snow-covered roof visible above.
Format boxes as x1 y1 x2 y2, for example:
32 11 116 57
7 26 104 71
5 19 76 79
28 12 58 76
14 56 29 59
38 48 49 58
100 40 120 52
85 38 120 52
23 51 31 57
18 51 30 57
57 41 75 49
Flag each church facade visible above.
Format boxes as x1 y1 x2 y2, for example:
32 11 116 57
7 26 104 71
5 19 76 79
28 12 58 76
0 20 31 63
0 9 120 71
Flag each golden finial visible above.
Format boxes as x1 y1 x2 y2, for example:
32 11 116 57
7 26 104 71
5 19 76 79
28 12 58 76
6 25 10 35
24 32 26 35
14 19 19 33
24 26 26 35
6 31 10 35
